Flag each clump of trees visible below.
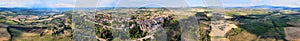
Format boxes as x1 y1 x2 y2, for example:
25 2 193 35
129 26 148 39
95 25 113 41
226 12 300 41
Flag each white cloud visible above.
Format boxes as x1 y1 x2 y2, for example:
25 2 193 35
221 3 264 7
220 0 300 7
49 3 75 8
269 0 300 7
0 0 299 8
270 4 300 7
0 6 9 7
0 0 34 7
72 0 102 7
251 0 262 2
116 0 189 7
98 0 115 5
0 2 26 7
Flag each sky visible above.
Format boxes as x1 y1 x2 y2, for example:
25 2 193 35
0 0 299 8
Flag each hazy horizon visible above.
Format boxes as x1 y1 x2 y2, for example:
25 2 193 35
0 0 300 8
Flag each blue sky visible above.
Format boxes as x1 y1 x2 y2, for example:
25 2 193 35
0 0 299 8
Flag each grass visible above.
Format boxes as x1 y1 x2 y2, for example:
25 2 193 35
0 19 18 25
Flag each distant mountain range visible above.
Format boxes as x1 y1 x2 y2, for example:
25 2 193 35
0 7 116 12
228 5 300 10
1 5 300 11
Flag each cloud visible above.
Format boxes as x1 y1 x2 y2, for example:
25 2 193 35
0 5 9 7
0 0 34 7
0 0 299 8
267 0 299 7
270 4 300 7
222 4 254 7
186 0 205 7
251 0 262 2
211 0 300 7
72 0 102 7
97 0 117 7
48 3 75 8
116 0 190 7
